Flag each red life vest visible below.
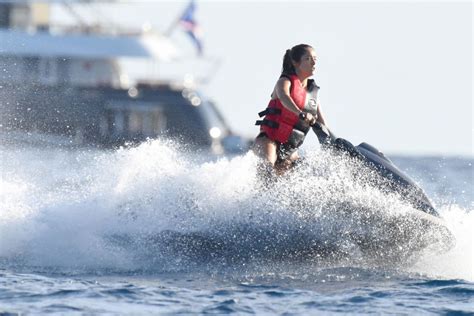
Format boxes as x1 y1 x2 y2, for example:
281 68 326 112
256 75 317 144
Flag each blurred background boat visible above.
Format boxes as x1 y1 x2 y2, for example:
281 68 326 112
0 1 249 153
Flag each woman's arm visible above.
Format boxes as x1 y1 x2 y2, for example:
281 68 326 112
275 77 317 124
275 77 303 115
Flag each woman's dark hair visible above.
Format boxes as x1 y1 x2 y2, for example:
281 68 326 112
282 44 313 75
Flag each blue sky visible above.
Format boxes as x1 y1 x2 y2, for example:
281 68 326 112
53 1 472 156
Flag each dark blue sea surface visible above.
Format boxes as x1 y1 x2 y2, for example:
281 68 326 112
1 141 472 314
1 270 473 314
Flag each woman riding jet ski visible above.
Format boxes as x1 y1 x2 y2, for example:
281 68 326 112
253 44 328 175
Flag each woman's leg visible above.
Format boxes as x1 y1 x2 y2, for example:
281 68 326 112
252 136 279 182
253 135 300 177
252 135 278 166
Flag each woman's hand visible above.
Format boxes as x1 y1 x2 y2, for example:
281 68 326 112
301 112 317 126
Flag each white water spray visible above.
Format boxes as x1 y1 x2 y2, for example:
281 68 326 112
0 140 471 280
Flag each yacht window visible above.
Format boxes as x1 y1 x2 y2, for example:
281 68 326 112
128 111 143 134
99 115 108 138
57 58 70 84
39 58 57 84
23 57 39 81
105 101 166 139
128 109 166 137
152 110 166 134
142 114 153 137
113 111 125 135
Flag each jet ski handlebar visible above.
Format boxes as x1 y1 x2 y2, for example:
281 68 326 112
311 122 337 146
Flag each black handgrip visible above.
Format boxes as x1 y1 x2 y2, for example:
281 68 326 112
312 122 337 145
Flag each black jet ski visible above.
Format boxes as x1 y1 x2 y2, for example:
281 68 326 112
312 122 437 216
304 123 455 254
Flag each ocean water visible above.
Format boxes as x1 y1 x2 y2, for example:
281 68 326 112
0 140 472 315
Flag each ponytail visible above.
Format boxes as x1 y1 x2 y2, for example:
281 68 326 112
282 49 295 75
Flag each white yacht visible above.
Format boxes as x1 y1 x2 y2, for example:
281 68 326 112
0 2 246 153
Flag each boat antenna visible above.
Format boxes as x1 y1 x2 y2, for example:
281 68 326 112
60 1 89 30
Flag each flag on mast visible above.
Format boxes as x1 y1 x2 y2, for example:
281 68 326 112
179 0 203 56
